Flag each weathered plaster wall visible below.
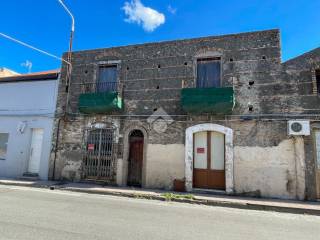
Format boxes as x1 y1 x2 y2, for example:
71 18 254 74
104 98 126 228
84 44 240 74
50 116 121 182
145 144 185 189
50 118 84 181
234 138 305 199
281 48 320 199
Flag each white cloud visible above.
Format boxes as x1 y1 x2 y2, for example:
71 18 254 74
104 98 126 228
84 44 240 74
21 60 32 73
123 0 165 32
167 5 177 14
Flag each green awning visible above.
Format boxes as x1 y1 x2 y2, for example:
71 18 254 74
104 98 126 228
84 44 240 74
78 91 122 114
181 87 234 114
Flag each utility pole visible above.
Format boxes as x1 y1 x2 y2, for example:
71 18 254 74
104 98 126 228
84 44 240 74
52 0 75 180
58 0 75 116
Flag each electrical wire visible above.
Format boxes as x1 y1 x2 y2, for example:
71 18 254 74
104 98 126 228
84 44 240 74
0 32 70 65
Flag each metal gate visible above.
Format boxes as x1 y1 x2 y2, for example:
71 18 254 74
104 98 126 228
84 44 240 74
82 128 116 181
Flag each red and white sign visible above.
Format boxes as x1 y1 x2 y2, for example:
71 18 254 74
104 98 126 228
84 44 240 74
197 147 205 154
88 144 95 151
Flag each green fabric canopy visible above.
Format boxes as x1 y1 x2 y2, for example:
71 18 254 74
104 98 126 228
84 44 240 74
78 92 122 114
181 87 234 114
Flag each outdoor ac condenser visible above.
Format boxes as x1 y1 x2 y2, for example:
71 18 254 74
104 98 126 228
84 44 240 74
287 120 311 136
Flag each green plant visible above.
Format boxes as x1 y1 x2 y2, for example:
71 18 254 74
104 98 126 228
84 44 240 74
133 193 144 199
161 193 195 201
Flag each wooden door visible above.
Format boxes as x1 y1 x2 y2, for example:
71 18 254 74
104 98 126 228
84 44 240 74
28 129 44 174
315 130 320 199
127 136 143 187
193 131 225 190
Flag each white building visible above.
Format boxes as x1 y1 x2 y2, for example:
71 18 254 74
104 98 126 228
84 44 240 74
0 70 59 180
0 67 19 77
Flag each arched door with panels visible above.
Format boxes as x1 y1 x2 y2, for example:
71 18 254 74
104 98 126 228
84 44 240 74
193 131 225 190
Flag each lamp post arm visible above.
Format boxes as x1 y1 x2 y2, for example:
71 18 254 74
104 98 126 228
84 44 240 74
58 0 75 32
58 0 75 117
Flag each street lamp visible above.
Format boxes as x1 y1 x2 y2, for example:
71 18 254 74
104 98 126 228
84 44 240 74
52 0 75 180
58 0 75 115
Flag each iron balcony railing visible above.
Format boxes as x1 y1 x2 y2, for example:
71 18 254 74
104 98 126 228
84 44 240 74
80 81 118 94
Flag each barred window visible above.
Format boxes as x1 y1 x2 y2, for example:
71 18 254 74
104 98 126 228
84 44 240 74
97 65 117 92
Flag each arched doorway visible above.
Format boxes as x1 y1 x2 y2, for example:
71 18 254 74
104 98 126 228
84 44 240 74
127 130 144 187
193 131 225 190
185 123 234 193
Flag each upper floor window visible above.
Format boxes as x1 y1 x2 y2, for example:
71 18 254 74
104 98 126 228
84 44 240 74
0 133 9 160
196 57 221 88
97 65 118 92
316 69 320 95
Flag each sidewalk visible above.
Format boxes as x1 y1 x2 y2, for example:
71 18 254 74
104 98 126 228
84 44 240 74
1 178 320 216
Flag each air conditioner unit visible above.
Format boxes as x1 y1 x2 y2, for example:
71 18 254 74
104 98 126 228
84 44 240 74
288 120 310 136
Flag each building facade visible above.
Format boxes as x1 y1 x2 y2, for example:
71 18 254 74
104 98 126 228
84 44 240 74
50 29 320 200
0 71 59 180
0 67 19 77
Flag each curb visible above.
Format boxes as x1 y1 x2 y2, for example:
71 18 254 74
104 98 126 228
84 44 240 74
53 186 320 216
1 182 320 216
0 181 56 189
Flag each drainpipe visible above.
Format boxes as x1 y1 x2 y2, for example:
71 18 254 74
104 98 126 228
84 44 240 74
52 118 62 180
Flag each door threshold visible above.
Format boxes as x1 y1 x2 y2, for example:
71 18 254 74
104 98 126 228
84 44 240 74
192 188 226 195
22 172 39 177
20 173 39 181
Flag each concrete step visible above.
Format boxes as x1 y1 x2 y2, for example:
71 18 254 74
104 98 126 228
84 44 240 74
19 173 39 181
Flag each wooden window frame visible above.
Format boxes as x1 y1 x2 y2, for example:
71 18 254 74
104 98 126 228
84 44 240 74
195 57 223 88
94 60 121 93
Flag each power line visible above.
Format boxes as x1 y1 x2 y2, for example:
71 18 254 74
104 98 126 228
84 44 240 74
0 32 70 65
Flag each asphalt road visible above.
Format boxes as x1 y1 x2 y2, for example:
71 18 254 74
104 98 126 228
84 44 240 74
0 185 319 240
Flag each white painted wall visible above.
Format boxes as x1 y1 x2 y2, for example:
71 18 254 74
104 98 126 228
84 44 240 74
0 79 58 180
234 139 305 199
0 80 58 115
145 144 185 189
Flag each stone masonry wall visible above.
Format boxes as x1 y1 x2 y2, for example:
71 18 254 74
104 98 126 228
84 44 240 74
282 48 320 199
50 29 319 199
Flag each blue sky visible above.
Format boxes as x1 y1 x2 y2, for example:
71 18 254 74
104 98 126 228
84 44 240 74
0 0 319 73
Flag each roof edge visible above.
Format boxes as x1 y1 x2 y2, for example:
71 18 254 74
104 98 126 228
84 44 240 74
0 70 59 83
69 28 280 55
283 47 320 65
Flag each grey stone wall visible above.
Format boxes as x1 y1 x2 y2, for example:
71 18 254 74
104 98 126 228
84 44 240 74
50 29 320 199
282 48 320 199
59 29 281 116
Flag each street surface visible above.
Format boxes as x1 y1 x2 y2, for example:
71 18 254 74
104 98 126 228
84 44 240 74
0 185 319 240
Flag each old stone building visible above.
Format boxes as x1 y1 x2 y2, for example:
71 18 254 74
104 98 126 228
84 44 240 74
49 29 320 200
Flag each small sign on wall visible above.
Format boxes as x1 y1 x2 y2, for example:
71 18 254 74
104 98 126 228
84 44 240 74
88 144 95 151
197 147 205 154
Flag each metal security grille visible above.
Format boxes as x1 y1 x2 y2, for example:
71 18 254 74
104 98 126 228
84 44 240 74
80 81 117 93
82 128 116 181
